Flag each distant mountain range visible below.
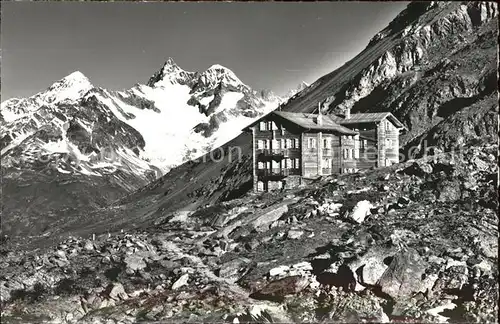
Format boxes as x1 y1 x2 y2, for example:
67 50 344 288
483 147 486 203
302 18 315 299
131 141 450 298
1 58 283 191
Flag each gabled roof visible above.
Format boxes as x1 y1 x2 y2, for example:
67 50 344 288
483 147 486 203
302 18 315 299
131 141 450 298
266 111 357 135
243 110 405 134
331 112 405 129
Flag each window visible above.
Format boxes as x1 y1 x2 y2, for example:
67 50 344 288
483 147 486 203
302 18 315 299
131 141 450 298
258 162 266 169
322 158 331 168
257 181 264 191
304 162 316 168
354 147 360 159
264 140 270 150
281 128 285 135
386 121 390 131
323 138 330 149
272 160 280 169
308 138 316 149
295 138 300 148
257 140 264 150
281 138 287 149
272 139 279 149
361 139 368 150
294 158 300 169
259 121 266 131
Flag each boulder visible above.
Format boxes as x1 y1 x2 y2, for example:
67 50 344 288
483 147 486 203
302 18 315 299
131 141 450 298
251 205 288 231
348 247 395 291
269 265 290 277
124 255 147 271
218 258 250 283
171 273 189 290
83 240 95 251
107 282 128 301
286 230 304 240
348 200 373 224
376 248 428 299
250 275 309 302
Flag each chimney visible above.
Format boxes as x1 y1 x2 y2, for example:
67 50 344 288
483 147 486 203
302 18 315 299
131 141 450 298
317 102 323 125
345 107 351 119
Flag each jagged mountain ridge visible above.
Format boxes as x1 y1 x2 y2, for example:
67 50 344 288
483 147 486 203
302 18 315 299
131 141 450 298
0 60 281 238
1 59 282 180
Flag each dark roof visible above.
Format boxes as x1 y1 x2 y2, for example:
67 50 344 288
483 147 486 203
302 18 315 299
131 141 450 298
272 111 357 135
243 110 404 133
331 112 405 128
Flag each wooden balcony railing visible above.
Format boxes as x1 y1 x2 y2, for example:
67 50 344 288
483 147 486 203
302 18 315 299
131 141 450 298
257 168 300 177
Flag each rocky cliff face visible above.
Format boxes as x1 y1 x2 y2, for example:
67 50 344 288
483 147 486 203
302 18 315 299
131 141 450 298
284 1 498 152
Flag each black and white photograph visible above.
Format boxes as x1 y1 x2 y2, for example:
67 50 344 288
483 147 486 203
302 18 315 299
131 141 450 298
0 1 498 323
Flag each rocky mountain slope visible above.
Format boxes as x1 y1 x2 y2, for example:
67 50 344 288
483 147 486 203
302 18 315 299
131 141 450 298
1 144 497 323
284 1 498 152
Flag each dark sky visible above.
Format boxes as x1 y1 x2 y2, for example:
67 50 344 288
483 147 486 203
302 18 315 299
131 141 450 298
1 2 408 100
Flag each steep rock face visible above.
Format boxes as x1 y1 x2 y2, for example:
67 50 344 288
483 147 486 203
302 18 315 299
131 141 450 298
282 1 498 150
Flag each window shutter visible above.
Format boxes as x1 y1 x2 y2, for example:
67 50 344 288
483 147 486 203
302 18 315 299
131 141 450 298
281 138 286 149
259 122 266 131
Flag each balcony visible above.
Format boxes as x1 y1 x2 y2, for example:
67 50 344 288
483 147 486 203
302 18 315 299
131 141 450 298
257 168 300 179
257 148 299 160
257 149 284 160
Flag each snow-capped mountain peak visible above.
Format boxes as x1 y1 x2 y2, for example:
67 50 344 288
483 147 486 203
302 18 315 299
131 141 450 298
147 57 198 88
199 64 245 89
1 71 94 123
44 71 94 101
285 81 310 100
